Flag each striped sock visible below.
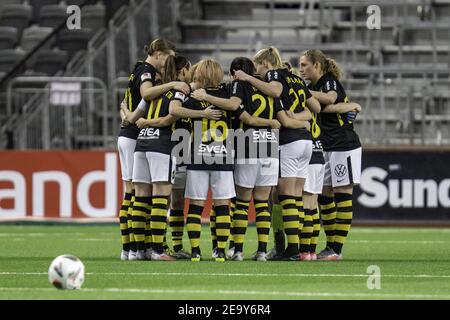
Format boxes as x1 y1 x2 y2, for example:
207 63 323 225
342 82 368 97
214 205 231 255
210 208 217 250
163 232 169 251
169 209 185 252
119 192 132 251
296 196 305 235
279 195 299 255
131 196 148 252
144 196 153 250
151 196 169 254
228 197 236 249
232 199 249 253
254 200 271 253
333 193 353 254
271 204 285 253
310 207 321 253
318 195 337 249
127 193 136 252
299 208 313 253
187 204 203 255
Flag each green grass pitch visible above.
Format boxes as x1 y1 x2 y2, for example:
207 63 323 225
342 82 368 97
0 224 449 300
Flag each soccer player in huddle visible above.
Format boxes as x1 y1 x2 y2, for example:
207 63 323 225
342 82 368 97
170 59 236 262
300 49 362 260
234 47 320 260
117 38 190 261
191 57 283 261
121 55 221 261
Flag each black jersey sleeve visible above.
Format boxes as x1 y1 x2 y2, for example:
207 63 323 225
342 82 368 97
136 65 157 88
234 103 246 119
230 80 246 102
265 70 280 83
173 90 189 103
273 98 284 114
303 82 313 99
322 78 338 94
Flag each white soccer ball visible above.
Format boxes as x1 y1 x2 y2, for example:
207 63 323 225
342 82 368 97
48 255 85 290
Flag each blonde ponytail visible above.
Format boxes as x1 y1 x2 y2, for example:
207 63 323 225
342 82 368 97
254 46 283 69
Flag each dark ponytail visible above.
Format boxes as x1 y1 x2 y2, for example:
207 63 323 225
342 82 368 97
163 55 191 83
230 57 255 77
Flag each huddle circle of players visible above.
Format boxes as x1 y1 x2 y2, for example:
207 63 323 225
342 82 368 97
118 39 362 262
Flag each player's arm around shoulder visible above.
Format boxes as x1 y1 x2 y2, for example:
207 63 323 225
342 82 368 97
169 98 222 120
322 102 362 114
234 70 283 98
191 88 242 112
277 110 310 130
311 90 338 106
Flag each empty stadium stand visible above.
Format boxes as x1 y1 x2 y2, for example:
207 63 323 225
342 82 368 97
0 0 449 149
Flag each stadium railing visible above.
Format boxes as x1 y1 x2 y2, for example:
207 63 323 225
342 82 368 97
5 76 110 150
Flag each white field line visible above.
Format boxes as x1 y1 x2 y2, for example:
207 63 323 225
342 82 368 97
1 272 450 279
0 287 448 299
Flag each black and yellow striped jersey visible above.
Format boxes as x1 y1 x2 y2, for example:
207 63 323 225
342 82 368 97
183 87 234 171
135 89 184 155
265 68 312 145
230 79 281 159
119 61 159 140
311 73 361 152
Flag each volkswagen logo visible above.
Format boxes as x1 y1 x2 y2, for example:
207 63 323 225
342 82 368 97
334 164 347 177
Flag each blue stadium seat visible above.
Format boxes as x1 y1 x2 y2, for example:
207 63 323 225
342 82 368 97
30 0 59 24
39 3 67 28
21 25 54 51
0 48 26 73
0 26 19 49
0 0 24 11
0 4 32 36
57 28 91 59
27 47 68 75
82 2 105 31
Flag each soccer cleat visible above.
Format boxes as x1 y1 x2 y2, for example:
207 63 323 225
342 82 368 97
336 253 343 260
252 251 267 262
211 248 219 259
172 249 191 260
145 248 154 260
191 252 201 262
128 250 137 261
282 252 300 261
317 247 339 261
317 247 335 258
120 250 129 261
266 248 286 261
150 251 176 261
226 247 235 260
230 251 244 261
136 250 146 261
310 252 317 261
299 252 311 261
318 253 340 261
215 252 226 262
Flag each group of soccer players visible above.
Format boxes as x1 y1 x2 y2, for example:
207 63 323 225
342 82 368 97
117 38 362 262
